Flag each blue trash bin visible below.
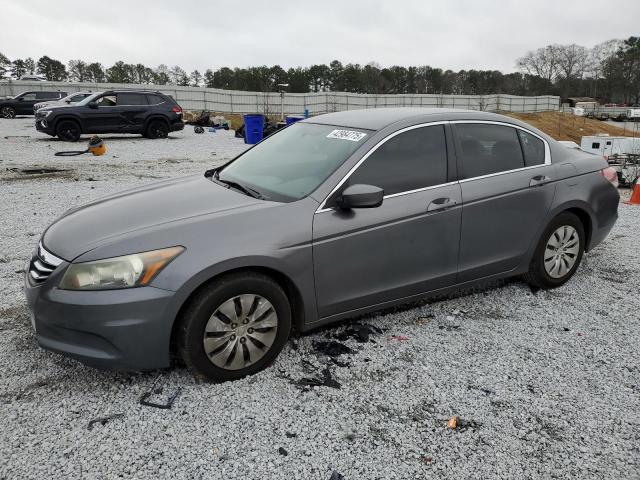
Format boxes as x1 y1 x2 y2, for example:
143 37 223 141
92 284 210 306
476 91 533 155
285 116 304 125
243 114 264 144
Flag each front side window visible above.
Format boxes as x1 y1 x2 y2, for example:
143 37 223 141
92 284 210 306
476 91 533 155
97 95 116 107
517 130 545 167
456 124 524 178
19 92 37 101
218 123 369 202
347 125 448 196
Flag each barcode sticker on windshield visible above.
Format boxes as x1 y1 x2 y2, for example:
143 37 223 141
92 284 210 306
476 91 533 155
326 129 367 142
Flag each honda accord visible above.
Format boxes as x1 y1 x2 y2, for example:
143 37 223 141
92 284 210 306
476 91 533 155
24 108 620 381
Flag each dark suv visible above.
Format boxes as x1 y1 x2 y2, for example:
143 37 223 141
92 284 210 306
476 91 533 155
1 91 68 118
35 90 184 141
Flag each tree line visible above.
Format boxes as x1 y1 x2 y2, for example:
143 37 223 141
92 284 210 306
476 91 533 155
1 36 638 103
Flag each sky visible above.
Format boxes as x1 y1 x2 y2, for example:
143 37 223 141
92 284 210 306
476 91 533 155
1 0 639 73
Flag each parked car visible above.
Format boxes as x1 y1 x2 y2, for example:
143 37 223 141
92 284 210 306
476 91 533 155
33 91 93 112
0 91 67 118
34 90 184 141
19 75 45 81
25 108 619 381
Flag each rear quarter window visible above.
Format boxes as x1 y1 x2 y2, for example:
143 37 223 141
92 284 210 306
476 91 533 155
146 94 166 105
456 124 525 178
517 130 546 166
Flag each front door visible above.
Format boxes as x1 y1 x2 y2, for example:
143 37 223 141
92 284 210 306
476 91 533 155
15 92 38 114
453 122 557 282
83 94 121 132
312 124 462 319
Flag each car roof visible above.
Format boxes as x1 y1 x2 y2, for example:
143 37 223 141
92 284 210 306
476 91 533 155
303 107 525 131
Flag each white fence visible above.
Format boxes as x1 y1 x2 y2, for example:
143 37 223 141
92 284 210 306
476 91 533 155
0 80 560 115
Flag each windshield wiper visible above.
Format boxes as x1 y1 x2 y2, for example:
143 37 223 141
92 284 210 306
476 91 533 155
212 172 265 200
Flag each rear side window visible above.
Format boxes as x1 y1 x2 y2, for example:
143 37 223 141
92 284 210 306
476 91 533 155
517 130 545 166
348 125 448 196
117 93 148 105
456 124 524 178
146 94 166 105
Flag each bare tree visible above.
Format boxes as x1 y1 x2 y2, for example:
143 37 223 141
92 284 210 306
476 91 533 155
517 45 562 84
557 44 588 80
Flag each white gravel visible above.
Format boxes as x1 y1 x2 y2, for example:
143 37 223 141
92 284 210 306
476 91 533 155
1 118 639 480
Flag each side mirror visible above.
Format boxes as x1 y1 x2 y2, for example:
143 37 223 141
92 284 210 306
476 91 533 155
88 101 98 109
337 184 384 209
65 100 71 103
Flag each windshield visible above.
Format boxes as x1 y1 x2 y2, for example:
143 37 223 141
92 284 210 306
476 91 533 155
217 123 370 202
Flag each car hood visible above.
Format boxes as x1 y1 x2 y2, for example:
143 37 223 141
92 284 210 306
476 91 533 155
43 175 263 261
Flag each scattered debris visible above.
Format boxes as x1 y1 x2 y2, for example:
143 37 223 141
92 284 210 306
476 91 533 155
139 376 182 409
296 367 341 390
194 126 205 134
87 413 124 431
278 447 288 456
415 315 434 325
285 432 297 438
563 327 571 332
390 335 410 341
438 325 460 331
420 455 433 464
330 358 350 368
312 340 354 357
333 323 383 343
446 416 481 432
13 167 71 175
329 471 345 480
447 416 458 429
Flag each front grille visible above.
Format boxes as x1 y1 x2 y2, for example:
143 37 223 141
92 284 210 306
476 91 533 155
29 242 63 285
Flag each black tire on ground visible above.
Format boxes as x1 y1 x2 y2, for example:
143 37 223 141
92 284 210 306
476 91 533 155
55 120 82 142
523 212 585 289
177 272 292 382
1 106 16 119
145 119 169 139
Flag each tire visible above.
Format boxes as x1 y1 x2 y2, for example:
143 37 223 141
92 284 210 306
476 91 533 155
1 106 16 119
524 212 585 289
177 272 292 382
145 119 169 139
55 120 82 142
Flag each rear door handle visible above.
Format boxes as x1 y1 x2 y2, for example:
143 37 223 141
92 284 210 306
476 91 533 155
427 197 457 212
530 175 551 187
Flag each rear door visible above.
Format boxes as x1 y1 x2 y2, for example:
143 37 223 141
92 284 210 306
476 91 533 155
453 121 556 282
116 93 149 132
312 123 462 319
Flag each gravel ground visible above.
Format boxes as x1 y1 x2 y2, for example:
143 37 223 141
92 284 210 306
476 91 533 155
1 118 639 480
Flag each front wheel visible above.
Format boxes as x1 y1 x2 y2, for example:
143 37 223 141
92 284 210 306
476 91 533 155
177 272 292 382
524 212 585 289
1 106 16 119
56 120 82 142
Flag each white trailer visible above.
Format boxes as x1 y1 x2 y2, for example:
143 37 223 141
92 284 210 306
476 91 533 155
580 135 640 157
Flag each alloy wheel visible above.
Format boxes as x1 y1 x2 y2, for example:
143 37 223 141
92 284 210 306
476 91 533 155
203 294 278 370
544 225 580 279
1 107 16 119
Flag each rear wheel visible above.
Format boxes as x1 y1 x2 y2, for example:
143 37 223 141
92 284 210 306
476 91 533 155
145 119 169 139
1 106 16 119
524 212 585 289
177 272 291 382
56 120 82 142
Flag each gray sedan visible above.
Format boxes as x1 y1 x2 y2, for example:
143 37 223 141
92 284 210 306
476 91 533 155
24 108 619 381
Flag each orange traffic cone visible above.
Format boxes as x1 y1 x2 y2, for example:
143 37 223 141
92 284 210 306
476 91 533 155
625 181 640 205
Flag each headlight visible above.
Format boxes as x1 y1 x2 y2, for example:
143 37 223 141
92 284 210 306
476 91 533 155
40 110 52 118
59 246 184 290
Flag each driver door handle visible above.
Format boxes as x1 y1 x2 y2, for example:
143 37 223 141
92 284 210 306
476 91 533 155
530 175 551 187
427 197 457 212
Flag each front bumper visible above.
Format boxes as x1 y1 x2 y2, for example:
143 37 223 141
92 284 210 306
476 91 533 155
35 117 55 135
24 262 176 371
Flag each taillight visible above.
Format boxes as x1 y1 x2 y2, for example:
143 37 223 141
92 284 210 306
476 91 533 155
171 105 182 114
599 166 619 188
